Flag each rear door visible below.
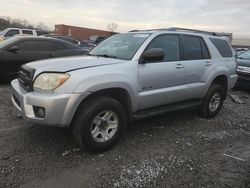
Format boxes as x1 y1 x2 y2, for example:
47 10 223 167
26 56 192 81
180 34 212 98
52 41 84 57
138 34 187 109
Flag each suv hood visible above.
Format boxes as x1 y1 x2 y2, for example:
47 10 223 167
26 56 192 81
27 55 126 73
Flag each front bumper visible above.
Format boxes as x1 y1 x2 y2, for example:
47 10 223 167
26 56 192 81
236 73 250 89
11 79 86 127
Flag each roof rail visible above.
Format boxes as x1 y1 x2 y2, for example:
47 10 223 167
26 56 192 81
129 27 233 41
167 27 217 35
129 30 140 32
168 27 232 39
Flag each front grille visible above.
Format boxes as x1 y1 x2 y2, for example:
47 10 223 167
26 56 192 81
18 65 35 92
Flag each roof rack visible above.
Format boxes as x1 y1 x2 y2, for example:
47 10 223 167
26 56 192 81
129 27 233 41
168 27 232 39
167 27 217 35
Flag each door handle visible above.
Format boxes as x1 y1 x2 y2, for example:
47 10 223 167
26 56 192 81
176 64 185 69
205 61 212 66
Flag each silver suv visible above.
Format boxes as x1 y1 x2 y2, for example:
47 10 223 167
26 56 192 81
11 28 238 151
1 28 47 38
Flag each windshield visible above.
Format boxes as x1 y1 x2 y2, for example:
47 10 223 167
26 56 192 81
0 37 19 49
88 33 151 60
238 50 250 60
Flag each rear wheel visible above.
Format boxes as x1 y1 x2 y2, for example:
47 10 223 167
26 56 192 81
198 84 225 118
72 96 127 152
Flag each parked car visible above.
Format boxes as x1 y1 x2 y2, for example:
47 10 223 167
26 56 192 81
44 34 96 52
0 36 86 79
79 35 108 52
0 28 49 38
11 28 237 151
236 48 248 57
89 35 107 44
236 50 250 88
80 40 96 51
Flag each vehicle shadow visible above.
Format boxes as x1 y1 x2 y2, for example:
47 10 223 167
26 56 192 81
22 107 198 155
0 79 12 85
233 86 250 94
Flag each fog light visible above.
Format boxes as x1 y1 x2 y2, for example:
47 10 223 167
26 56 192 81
33 106 45 118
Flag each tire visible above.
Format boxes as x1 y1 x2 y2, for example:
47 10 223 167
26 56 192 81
72 96 127 152
198 84 226 118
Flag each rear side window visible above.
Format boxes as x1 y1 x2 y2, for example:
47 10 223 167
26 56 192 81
17 40 66 51
146 35 180 61
53 42 67 50
56 36 79 45
209 38 233 57
22 30 33 35
183 35 210 60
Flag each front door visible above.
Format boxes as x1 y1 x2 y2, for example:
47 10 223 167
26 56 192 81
138 34 187 109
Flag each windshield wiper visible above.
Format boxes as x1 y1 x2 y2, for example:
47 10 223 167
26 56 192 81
97 54 118 59
88 54 118 59
87 53 94 56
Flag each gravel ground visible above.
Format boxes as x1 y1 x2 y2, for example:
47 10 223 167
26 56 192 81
0 84 249 188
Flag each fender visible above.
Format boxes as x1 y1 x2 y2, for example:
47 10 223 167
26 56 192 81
201 65 230 97
73 73 139 112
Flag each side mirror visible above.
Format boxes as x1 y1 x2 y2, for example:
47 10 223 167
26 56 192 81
8 45 19 53
139 48 165 64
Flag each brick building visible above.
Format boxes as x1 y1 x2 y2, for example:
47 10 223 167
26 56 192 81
54 24 117 41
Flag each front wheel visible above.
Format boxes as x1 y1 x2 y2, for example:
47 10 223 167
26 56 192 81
198 84 225 118
72 96 127 152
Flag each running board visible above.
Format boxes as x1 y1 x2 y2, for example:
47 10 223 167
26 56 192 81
133 100 202 120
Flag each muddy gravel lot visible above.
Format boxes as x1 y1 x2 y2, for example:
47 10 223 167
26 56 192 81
0 83 249 188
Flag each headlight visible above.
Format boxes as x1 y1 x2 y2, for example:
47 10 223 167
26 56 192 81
33 73 70 92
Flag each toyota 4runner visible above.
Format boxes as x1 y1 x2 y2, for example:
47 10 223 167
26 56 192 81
11 28 238 151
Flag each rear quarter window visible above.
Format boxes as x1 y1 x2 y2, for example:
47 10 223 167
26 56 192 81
22 30 33 35
209 38 233 57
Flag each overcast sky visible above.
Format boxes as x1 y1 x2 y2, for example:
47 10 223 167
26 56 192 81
1 0 249 37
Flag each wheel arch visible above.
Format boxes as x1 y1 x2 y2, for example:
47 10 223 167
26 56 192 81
208 74 228 99
72 87 135 125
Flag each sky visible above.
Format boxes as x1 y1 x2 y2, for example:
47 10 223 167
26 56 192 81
1 0 250 37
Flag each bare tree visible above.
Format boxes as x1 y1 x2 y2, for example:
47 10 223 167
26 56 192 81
107 22 118 32
0 16 35 31
0 18 10 30
36 22 50 32
0 17 52 32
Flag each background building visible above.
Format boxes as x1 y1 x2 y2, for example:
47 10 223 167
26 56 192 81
232 38 250 49
54 24 117 41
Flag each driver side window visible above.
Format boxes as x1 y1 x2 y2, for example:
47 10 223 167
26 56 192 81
146 35 180 62
5 30 20 37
